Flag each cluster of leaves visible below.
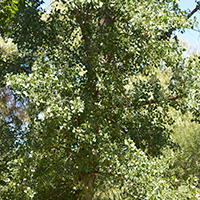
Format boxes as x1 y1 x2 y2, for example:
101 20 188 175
1 0 200 199
0 0 44 36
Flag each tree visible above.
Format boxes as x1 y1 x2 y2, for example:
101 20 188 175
1 0 200 199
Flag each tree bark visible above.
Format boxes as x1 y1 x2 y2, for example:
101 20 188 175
74 173 96 200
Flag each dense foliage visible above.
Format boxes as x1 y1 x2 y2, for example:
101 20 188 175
1 0 200 199
172 113 200 185
0 0 44 36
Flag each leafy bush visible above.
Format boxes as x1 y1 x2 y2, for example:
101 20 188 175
170 113 200 186
94 141 200 200
1 139 200 200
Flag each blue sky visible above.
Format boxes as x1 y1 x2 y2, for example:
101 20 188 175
179 0 200 48
42 0 200 48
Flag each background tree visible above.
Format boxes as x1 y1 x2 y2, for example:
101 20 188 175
166 40 200 187
0 37 29 196
1 0 200 199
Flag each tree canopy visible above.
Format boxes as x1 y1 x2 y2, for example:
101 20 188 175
1 0 200 199
0 0 44 36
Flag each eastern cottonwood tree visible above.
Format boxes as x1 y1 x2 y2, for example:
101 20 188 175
1 0 200 199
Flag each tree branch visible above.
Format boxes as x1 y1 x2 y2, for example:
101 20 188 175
138 95 181 106
159 3 200 40
0 3 5 8
187 3 200 19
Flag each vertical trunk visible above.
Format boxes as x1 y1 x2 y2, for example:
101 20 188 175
81 173 96 200
75 173 96 200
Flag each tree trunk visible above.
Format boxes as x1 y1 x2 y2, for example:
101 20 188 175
74 173 96 200
81 173 96 200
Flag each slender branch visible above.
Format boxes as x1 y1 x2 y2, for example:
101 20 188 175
0 3 5 8
187 3 200 19
138 95 181 106
159 3 200 40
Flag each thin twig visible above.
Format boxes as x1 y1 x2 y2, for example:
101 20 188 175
138 95 181 106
